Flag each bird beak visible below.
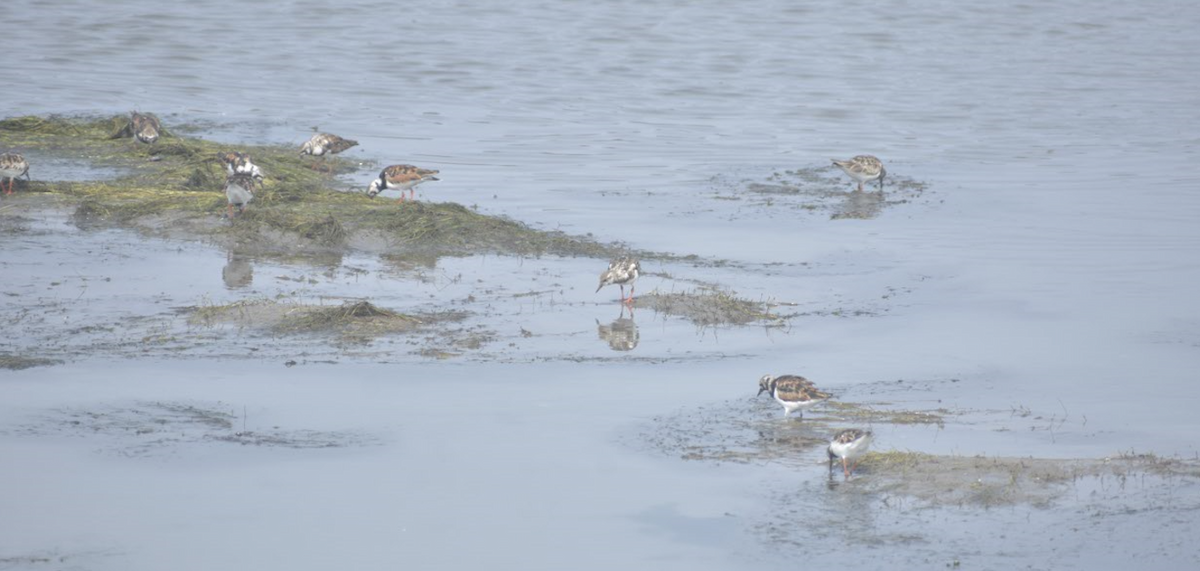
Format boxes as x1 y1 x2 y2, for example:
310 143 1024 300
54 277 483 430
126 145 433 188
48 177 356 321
757 386 767 396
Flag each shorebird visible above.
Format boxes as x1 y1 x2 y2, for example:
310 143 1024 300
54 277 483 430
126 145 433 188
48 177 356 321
109 112 162 145
130 112 161 144
218 151 264 186
366 164 440 202
0 152 30 195
224 172 256 218
832 155 886 192
596 257 641 305
757 374 831 418
828 428 874 478
299 133 358 172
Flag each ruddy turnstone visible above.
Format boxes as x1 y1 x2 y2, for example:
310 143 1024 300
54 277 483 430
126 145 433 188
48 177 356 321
757 374 831 418
596 257 641 305
299 133 358 171
218 151 264 185
130 112 161 144
224 172 256 218
109 112 162 144
0 152 30 195
828 428 874 478
832 155 886 192
366 164 441 202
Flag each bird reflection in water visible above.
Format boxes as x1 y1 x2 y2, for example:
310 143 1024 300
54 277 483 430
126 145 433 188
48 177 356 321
222 251 253 289
596 305 639 351
830 187 885 221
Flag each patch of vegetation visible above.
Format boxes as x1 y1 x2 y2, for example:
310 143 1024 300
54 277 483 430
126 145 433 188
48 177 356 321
637 287 793 327
0 354 62 370
0 114 654 262
823 401 950 427
276 300 420 338
189 299 427 343
856 451 1200 508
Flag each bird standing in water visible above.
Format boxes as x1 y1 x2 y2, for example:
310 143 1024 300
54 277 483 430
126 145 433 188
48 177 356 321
757 374 831 418
596 257 641 305
832 155 886 192
0 152 30 195
828 428 874 479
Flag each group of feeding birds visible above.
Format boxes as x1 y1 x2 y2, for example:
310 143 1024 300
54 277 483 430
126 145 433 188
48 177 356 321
5 112 887 477
757 374 873 479
0 112 441 216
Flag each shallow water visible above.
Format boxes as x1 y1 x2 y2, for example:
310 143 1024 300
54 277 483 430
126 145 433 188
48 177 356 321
4 0 1200 568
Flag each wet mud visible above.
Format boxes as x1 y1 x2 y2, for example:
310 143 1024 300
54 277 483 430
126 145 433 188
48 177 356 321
6 400 378 457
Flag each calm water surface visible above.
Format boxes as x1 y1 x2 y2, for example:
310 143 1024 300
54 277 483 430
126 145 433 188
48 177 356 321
4 0 1200 569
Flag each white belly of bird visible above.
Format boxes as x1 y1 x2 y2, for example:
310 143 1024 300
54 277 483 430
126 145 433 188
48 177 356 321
775 391 820 415
226 183 254 206
830 434 873 461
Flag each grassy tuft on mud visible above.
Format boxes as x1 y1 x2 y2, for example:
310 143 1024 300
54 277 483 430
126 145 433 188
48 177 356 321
637 287 793 327
189 299 428 343
823 401 951 426
276 300 421 337
856 451 1200 508
0 354 63 370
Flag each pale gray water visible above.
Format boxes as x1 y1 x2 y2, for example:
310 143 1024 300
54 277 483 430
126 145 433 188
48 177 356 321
4 0 1200 569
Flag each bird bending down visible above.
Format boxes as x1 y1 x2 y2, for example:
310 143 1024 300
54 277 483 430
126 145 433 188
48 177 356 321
757 374 831 418
828 428 874 478
596 257 641 305
366 164 441 202
299 133 358 172
224 172 256 218
130 112 161 144
831 155 886 192
0 152 30 195
218 152 264 186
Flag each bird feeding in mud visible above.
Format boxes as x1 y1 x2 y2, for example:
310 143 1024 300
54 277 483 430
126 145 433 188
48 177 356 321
596 257 641 305
366 164 441 202
218 151 264 186
0 152 30 195
828 428 874 479
757 374 831 418
831 155 886 192
224 172 256 218
299 132 358 172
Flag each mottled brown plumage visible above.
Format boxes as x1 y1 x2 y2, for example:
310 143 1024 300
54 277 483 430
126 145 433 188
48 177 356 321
832 155 886 192
218 151 264 185
596 257 641 305
366 164 441 202
757 374 831 418
299 133 358 173
0 152 30 195
299 133 358 157
828 428 874 478
110 112 163 144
